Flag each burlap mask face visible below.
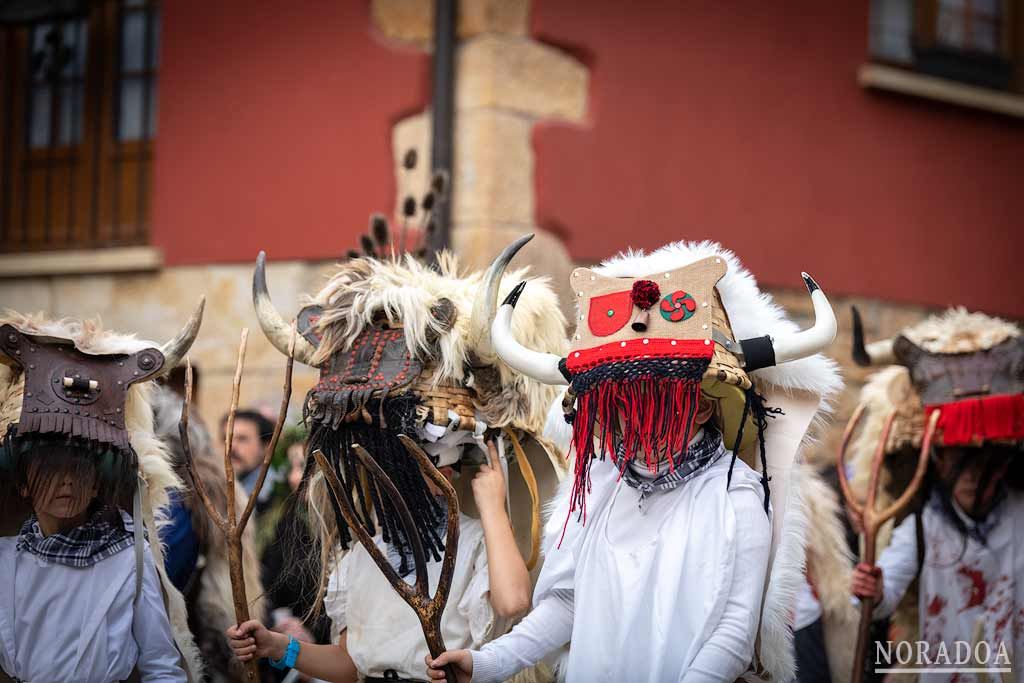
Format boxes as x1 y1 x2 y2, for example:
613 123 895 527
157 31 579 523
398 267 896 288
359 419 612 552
565 256 729 468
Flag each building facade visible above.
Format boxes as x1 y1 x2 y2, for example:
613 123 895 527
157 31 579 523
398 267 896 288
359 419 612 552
1 0 1021 455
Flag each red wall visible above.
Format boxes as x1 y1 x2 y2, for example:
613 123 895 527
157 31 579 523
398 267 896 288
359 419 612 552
152 1 428 266
531 2 1024 317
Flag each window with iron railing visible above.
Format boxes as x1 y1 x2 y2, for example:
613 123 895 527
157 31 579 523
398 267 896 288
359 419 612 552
869 0 1022 92
0 0 160 254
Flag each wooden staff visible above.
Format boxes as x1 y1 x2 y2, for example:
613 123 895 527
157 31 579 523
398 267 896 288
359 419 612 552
179 327 295 681
837 405 940 683
312 433 460 683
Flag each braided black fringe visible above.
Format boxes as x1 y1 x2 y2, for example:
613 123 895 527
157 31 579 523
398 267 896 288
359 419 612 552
304 394 445 572
726 387 783 515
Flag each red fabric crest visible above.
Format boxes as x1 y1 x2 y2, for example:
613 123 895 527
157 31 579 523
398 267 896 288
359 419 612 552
926 393 1024 446
588 290 633 337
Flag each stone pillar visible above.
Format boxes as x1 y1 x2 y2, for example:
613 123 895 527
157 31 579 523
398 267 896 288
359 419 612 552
373 0 589 318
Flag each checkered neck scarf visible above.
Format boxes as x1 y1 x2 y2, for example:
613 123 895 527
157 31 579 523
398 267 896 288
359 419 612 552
17 507 136 568
620 425 726 510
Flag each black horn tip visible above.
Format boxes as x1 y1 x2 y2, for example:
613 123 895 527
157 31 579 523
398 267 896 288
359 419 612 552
801 272 820 293
850 305 871 367
502 281 528 308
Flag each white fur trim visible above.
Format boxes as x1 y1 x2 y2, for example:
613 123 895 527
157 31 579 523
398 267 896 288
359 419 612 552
756 463 807 682
901 306 1019 354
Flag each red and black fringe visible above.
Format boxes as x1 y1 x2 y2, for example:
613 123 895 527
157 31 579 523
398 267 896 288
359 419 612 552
565 357 709 525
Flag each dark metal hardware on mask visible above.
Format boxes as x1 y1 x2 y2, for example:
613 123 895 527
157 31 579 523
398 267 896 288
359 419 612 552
179 327 295 681
312 433 460 683
837 405 939 683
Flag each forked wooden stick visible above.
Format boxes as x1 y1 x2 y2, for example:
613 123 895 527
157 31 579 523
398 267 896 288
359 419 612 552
180 327 295 681
837 406 940 683
312 433 459 683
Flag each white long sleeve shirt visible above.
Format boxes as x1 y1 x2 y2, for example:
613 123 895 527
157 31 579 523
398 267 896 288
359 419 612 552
869 491 1024 681
0 536 187 682
471 452 772 683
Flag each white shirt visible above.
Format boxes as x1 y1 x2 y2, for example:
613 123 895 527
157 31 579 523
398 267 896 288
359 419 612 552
871 491 1024 681
0 536 187 682
472 453 772 683
324 513 500 680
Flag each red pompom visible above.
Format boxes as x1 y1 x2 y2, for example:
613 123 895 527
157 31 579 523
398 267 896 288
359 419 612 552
631 279 661 310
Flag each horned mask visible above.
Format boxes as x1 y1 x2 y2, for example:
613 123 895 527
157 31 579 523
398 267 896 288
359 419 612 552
490 241 839 517
851 306 1024 457
0 302 205 504
253 234 568 571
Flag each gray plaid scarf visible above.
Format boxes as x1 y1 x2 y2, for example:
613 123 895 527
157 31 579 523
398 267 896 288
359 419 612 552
620 426 726 510
17 507 135 568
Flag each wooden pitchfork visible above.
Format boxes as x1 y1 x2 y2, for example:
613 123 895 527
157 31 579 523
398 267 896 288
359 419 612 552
312 433 460 683
837 404 940 683
179 328 295 681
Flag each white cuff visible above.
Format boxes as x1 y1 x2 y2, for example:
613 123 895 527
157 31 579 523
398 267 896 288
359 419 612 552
470 649 502 683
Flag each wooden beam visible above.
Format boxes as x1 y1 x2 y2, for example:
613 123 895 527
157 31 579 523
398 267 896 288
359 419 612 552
428 0 456 255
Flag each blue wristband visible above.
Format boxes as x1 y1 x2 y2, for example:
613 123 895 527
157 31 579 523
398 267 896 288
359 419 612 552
269 635 300 670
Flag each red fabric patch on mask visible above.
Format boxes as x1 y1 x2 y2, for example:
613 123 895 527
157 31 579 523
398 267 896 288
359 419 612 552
587 290 633 337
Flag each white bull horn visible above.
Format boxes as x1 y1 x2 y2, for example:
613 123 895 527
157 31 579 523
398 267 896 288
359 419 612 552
159 296 206 372
491 281 569 387
252 251 317 366
738 272 838 371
